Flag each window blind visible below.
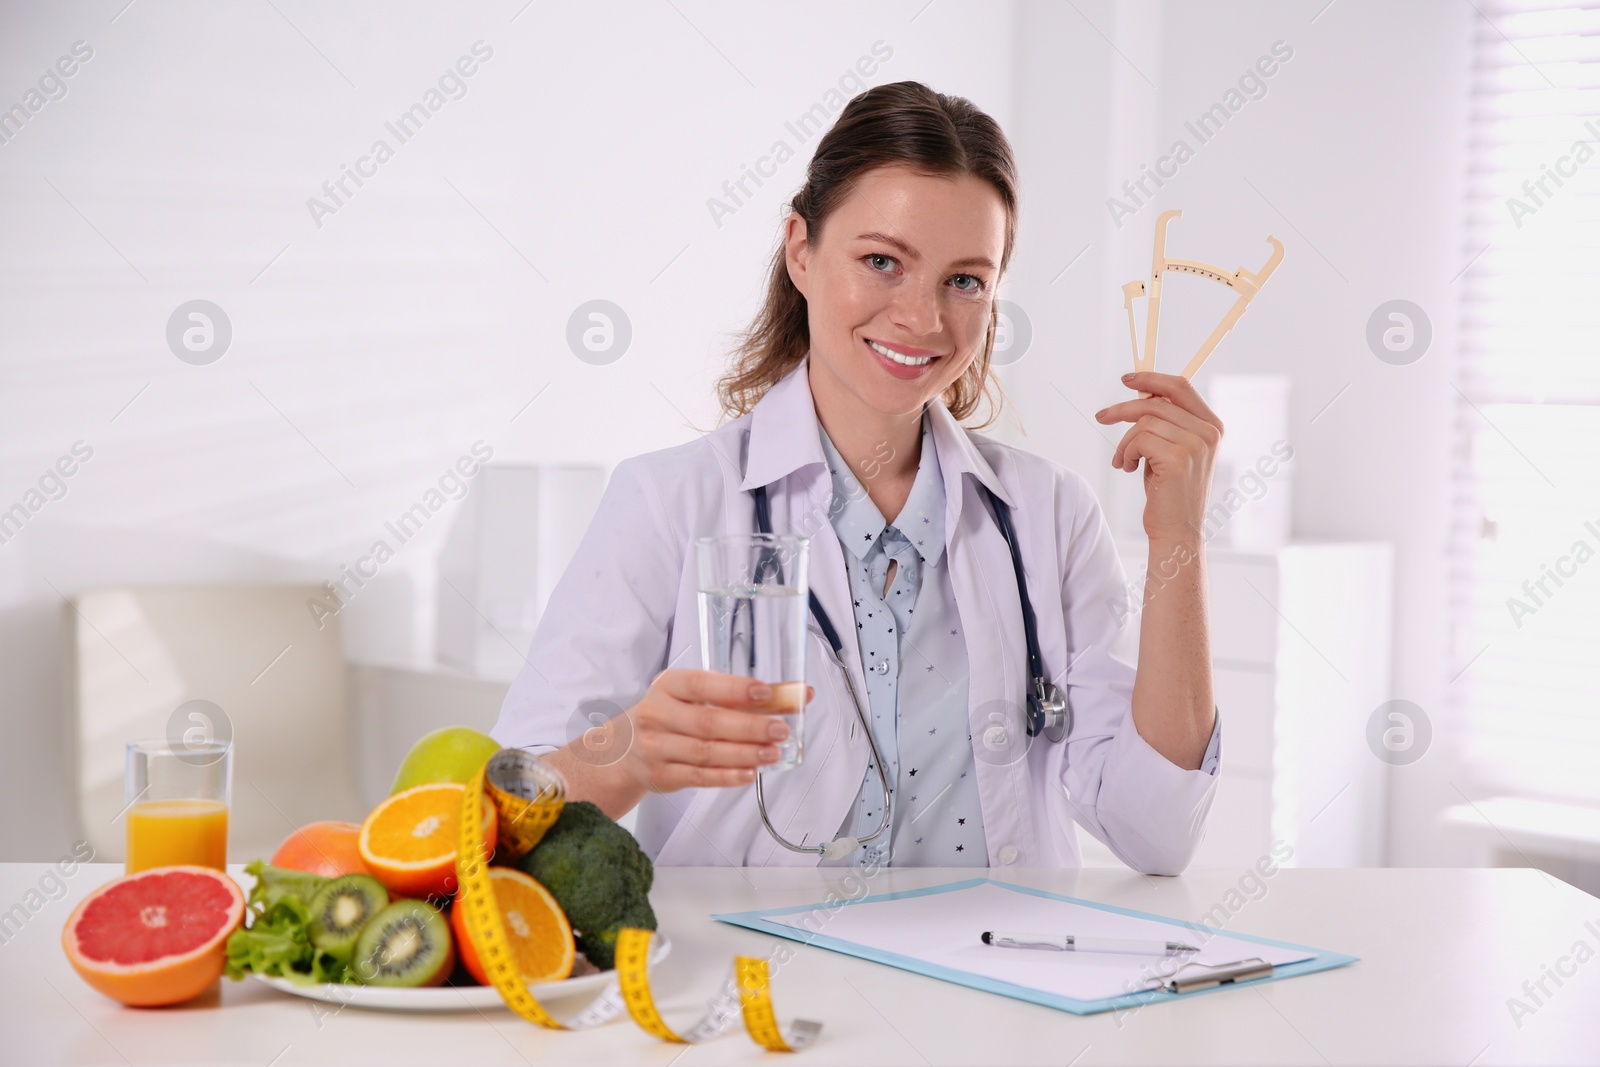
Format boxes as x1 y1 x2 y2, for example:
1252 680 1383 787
1453 1 1600 804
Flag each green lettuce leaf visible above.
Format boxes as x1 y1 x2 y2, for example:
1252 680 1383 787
224 860 355 985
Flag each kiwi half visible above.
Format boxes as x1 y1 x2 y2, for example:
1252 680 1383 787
350 899 455 987
307 874 389 955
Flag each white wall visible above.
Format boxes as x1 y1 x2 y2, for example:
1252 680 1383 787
1004 0 1474 866
0 1 1472 867
0 0 1016 859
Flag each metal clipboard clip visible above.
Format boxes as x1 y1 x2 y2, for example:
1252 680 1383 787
1148 956 1274 994
1121 209 1284 397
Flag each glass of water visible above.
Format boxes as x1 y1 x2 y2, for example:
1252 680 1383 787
696 532 810 770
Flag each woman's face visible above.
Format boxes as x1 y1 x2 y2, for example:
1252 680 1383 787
784 164 1008 420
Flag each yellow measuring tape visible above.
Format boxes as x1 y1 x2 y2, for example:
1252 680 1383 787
454 750 821 1051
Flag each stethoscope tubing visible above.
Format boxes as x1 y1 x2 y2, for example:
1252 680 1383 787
744 476 1069 859
750 484 892 855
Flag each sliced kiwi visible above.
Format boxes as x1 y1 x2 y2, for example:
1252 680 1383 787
307 874 389 955
350 900 455 987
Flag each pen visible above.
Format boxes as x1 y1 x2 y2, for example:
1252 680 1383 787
981 931 1199 956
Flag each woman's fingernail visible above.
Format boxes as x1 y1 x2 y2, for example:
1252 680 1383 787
1122 372 1135 381
1094 409 1106 419
768 720 790 741
741 769 756 782
759 746 780 763
749 683 772 701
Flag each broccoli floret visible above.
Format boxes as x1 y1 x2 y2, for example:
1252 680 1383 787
515 801 655 970
572 903 658 971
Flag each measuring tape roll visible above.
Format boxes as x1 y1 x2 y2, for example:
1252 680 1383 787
480 747 566 861
455 753 821 1051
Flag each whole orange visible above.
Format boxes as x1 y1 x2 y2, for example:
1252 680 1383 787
270 821 371 878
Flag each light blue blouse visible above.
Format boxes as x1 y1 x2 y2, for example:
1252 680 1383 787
817 410 988 868
816 406 1222 869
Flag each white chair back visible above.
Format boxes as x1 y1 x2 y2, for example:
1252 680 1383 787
68 584 363 864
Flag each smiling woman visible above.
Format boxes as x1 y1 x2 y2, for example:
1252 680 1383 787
718 82 1017 430
495 80 1225 875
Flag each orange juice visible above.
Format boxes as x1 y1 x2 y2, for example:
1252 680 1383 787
125 799 229 872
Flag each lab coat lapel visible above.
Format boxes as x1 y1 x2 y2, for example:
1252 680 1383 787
737 358 871 864
930 404 1038 865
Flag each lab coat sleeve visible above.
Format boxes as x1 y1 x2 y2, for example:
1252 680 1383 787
490 456 680 753
1055 470 1220 876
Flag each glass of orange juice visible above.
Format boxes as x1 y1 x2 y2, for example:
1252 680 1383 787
124 739 232 873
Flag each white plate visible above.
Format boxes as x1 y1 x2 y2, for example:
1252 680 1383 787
248 933 671 1013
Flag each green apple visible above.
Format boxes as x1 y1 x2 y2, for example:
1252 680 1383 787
390 726 502 795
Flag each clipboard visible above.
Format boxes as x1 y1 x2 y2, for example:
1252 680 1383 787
1152 956 1275 994
713 878 1357 1016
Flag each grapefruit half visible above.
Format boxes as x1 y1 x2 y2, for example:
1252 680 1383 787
62 866 245 1007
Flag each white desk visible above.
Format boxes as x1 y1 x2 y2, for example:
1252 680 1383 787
4 864 1597 1065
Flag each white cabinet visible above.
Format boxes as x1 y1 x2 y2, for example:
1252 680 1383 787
1075 540 1395 869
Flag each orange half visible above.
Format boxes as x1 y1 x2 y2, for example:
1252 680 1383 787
358 782 496 901
451 867 575 986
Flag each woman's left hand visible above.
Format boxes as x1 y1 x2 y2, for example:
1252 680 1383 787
1094 371 1223 543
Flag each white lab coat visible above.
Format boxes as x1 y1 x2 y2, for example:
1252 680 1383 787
493 355 1219 874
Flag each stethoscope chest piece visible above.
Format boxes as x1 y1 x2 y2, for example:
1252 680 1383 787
1029 678 1070 744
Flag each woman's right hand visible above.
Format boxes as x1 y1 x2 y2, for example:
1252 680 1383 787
560 670 813 811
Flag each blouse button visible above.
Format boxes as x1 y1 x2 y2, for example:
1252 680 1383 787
998 845 1020 865
874 659 890 675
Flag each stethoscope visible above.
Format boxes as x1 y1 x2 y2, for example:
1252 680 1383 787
748 480 1070 860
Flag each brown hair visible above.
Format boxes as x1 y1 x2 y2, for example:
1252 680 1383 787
715 80 1019 430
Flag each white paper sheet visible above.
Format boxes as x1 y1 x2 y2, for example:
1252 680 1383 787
764 881 1315 1003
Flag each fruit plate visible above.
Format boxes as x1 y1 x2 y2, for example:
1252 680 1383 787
248 933 671 1013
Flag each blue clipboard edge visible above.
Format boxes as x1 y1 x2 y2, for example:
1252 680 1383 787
711 877 1359 1016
